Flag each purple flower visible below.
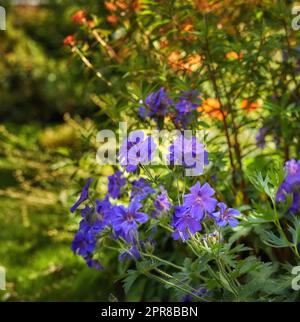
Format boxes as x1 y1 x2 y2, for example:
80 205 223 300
111 200 148 243
118 130 144 172
70 177 93 213
138 106 146 119
85 257 103 270
127 137 156 169
71 229 96 257
130 178 155 201
118 131 156 172
285 159 300 187
172 206 202 241
276 181 292 202
153 190 171 216
173 91 200 129
145 87 173 118
183 182 217 220
168 135 208 174
277 159 300 214
80 205 94 218
173 112 194 130
108 171 126 199
175 90 200 114
79 196 111 234
256 127 268 149
72 196 111 270
211 202 240 227
290 193 300 213
119 246 141 262
94 196 112 231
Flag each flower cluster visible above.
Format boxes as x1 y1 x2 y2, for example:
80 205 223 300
172 182 240 241
70 172 240 268
70 168 159 267
117 130 208 175
139 88 201 129
168 134 209 174
108 170 126 199
276 159 300 213
71 178 111 269
118 130 156 172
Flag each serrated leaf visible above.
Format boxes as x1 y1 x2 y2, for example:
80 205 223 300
122 270 139 295
263 231 290 248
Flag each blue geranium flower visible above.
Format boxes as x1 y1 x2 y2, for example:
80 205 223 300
79 196 111 234
172 205 202 241
108 171 126 199
183 182 217 220
211 202 240 227
153 188 171 217
118 131 156 172
145 87 173 118
168 135 209 175
111 200 148 243
276 159 300 213
173 90 201 129
70 177 93 213
85 257 103 270
71 229 96 257
285 159 300 187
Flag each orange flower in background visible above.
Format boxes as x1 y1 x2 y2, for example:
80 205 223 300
194 0 222 12
167 51 185 70
116 1 128 10
107 15 119 25
182 22 194 32
225 51 243 60
72 10 86 25
132 0 141 12
167 51 202 73
105 0 140 13
63 35 76 47
198 98 226 120
240 99 259 112
183 54 202 72
178 21 196 41
105 2 118 11
87 20 95 29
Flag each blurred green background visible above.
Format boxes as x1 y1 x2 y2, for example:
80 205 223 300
0 0 123 301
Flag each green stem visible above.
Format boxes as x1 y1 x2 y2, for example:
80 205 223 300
144 271 207 302
141 165 157 184
272 199 300 259
142 252 184 271
153 268 209 301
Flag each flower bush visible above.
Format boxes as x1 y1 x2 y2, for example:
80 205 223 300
65 1 300 301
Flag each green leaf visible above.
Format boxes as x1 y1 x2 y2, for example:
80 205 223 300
288 217 300 246
122 270 139 295
263 231 290 248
